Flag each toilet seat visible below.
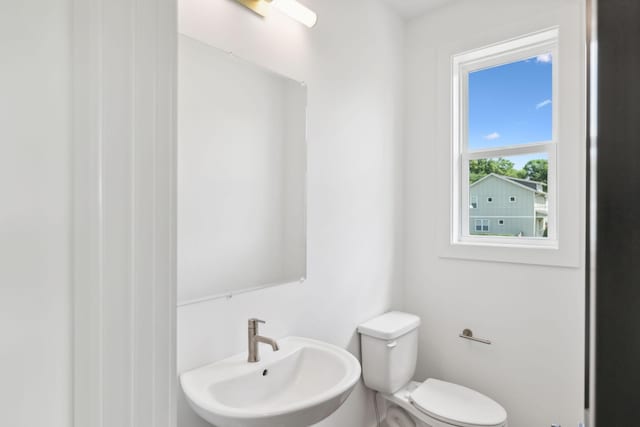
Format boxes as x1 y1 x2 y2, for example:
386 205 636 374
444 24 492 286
409 379 507 427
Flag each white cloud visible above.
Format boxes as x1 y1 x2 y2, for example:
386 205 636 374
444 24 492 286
484 132 500 140
536 99 552 109
536 53 552 63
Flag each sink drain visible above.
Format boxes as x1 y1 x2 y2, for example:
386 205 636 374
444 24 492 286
262 369 268 376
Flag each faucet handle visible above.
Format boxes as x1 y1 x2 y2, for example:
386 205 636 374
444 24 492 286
248 318 266 326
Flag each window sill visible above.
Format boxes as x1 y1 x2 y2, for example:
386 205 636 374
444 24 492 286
438 237 580 268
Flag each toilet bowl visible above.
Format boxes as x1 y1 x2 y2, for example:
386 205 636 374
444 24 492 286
358 312 507 427
386 403 416 427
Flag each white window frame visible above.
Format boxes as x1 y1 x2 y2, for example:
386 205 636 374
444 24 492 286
452 28 559 249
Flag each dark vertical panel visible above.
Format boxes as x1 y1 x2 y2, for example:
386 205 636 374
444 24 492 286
595 0 640 424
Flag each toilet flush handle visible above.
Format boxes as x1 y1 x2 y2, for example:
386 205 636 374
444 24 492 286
386 341 398 348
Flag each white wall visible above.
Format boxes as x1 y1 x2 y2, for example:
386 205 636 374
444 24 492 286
178 35 306 302
177 0 404 426
0 1 71 426
404 1 585 426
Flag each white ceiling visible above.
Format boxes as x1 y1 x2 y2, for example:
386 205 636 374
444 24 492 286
380 0 454 19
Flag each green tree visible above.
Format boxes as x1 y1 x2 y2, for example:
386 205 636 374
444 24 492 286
469 158 526 183
522 159 548 186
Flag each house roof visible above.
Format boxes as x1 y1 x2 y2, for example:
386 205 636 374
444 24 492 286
504 176 545 191
470 173 546 195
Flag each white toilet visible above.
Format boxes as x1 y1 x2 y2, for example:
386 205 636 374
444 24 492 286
358 311 508 427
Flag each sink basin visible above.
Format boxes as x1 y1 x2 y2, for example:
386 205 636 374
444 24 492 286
180 336 362 427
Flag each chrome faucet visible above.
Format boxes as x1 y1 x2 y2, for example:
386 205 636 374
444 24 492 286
247 318 279 363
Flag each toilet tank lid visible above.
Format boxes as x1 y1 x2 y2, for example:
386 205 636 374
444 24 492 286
358 311 420 340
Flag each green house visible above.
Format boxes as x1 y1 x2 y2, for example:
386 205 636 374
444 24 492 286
469 173 548 237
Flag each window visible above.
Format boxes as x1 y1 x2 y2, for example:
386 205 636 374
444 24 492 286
470 196 478 209
453 29 557 247
474 219 490 233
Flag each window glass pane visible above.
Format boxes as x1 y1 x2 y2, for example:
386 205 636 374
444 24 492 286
469 153 548 238
468 54 552 151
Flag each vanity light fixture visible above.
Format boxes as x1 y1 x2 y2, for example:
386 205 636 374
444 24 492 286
234 0 317 28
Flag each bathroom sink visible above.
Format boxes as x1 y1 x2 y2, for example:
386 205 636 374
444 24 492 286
180 336 362 427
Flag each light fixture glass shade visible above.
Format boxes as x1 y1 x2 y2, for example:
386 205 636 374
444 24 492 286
270 0 317 28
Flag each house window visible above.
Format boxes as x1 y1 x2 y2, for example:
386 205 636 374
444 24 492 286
474 219 490 233
470 196 478 209
454 29 557 246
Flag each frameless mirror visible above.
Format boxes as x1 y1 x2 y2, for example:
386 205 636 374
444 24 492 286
177 34 307 305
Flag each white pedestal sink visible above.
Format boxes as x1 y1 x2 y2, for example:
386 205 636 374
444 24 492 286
180 336 362 427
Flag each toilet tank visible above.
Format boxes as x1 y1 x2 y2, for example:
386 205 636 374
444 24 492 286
358 311 420 394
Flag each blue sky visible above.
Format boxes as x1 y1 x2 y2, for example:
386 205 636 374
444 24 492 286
468 54 552 169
